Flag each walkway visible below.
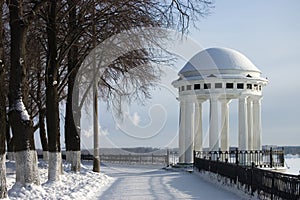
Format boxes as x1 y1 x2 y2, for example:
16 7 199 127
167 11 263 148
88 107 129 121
98 165 244 200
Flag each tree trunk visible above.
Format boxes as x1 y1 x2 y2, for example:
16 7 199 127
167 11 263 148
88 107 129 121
0 0 7 194
0 154 6 199
39 109 48 160
37 53 48 161
7 0 40 186
5 122 14 161
65 82 80 171
65 0 81 172
46 0 61 181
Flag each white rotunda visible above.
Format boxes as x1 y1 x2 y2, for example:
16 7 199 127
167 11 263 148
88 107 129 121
172 47 268 164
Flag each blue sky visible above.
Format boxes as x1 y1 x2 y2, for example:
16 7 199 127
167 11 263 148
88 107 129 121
40 0 300 150
88 0 300 148
192 0 300 146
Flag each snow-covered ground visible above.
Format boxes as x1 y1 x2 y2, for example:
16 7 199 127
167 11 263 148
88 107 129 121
5 160 249 200
4 155 300 199
284 154 300 175
99 164 249 200
6 160 113 200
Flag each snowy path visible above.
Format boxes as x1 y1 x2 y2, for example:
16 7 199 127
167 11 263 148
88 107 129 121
98 165 242 200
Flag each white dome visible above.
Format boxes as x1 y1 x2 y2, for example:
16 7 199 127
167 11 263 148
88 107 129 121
179 47 261 78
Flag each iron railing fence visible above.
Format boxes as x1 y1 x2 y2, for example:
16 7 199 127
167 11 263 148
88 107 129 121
37 152 170 165
194 151 300 200
80 154 169 165
194 148 284 168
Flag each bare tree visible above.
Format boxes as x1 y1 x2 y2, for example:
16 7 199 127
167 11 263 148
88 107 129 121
1 0 213 183
25 24 49 160
62 0 213 172
0 1 7 197
6 0 46 186
64 0 82 172
0 60 6 198
5 125 12 161
63 0 161 172
75 0 213 108
45 0 62 181
3 3 13 163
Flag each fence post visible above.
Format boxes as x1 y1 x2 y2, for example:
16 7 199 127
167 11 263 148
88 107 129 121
271 172 275 200
281 147 285 167
235 148 239 165
251 162 255 195
129 154 131 165
152 154 154 164
167 149 170 166
270 147 273 168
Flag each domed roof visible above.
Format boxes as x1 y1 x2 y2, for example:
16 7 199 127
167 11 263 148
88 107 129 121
179 47 261 77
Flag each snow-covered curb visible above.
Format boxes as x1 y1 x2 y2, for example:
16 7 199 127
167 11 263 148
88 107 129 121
193 169 260 200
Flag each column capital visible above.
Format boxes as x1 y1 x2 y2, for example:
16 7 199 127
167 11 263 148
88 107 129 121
178 96 191 103
252 95 263 101
239 94 249 100
219 98 232 104
247 98 253 104
196 98 207 104
179 95 198 103
209 94 219 102
185 100 194 105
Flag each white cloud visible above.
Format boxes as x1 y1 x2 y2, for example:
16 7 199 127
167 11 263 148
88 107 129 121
131 112 140 126
82 129 93 138
99 126 109 136
123 111 141 126
82 124 109 138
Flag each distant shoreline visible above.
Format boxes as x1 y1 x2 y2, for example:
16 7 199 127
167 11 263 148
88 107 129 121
34 145 300 155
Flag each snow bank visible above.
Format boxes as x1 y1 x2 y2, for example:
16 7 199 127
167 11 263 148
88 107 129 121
285 156 300 175
6 160 113 200
194 170 259 200
194 156 300 199
5 156 298 199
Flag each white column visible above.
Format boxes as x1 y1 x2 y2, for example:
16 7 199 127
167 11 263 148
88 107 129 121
179 100 186 163
238 96 248 150
220 99 231 151
247 98 253 150
194 99 205 152
253 96 262 150
185 101 194 163
209 96 219 151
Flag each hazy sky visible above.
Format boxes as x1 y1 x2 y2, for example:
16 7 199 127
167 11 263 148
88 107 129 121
192 0 300 147
40 0 300 150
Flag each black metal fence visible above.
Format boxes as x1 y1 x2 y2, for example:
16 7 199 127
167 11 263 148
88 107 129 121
195 148 285 168
38 152 169 165
80 154 169 165
194 151 300 200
